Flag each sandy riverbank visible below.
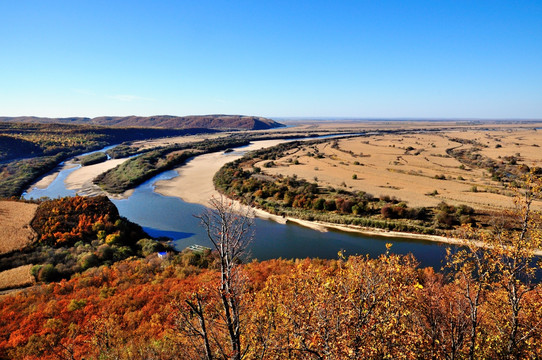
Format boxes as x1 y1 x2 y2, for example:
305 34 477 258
153 139 479 249
64 158 131 197
154 139 288 204
27 163 77 190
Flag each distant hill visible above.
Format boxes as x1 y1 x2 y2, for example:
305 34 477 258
0 115 284 130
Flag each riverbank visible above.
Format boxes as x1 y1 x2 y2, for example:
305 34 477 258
27 163 76 190
64 158 132 198
152 141 481 249
154 139 288 203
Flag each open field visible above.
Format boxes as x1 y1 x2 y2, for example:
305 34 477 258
279 119 542 132
0 264 34 291
259 126 542 212
0 201 37 254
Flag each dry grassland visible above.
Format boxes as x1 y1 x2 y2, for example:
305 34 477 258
0 201 38 254
260 126 542 212
0 264 35 291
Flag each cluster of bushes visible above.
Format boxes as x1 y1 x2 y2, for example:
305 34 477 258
214 139 487 235
381 203 428 221
77 152 108 166
0 196 172 282
449 145 530 185
104 144 143 158
31 196 136 246
434 202 475 228
215 160 439 234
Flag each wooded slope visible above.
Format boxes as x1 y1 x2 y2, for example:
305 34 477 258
1 253 541 359
0 115 283 130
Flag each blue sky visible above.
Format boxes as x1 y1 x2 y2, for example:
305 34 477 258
1 1 541 119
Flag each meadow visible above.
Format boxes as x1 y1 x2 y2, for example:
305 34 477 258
261 127 542 211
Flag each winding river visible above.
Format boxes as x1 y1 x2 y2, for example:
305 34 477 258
23 140 449 269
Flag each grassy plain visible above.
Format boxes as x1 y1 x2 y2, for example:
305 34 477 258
0 264 34 291
0 201 37 254
260 122 542 212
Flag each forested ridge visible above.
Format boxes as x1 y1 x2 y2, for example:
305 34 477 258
0 196 169 285
0 115 283 131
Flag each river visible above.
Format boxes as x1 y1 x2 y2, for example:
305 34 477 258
23 140 450 269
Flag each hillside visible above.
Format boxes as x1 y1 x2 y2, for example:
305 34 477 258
0 196 168 289
0 114 284 130
1 253 541 359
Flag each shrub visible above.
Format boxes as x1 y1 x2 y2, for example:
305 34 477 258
37 264 59 282
105 233 122 245
30 264 42 279
312 198 325 211
459 214 475 225
67 299 87 312
381 205 394 219
97 244 115 260
79 253 99 270
324 200 336 211
407 207 428 221
435 211 455 228
137 238 163 257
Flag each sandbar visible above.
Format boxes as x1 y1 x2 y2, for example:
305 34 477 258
154 139 287 204
64 158 131 198
27 163 77 190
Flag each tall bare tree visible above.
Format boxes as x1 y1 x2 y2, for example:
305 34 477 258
178 196 254 360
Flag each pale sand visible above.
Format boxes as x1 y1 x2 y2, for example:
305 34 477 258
64 158 130 197
154 139 288 204
27 163 77 190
